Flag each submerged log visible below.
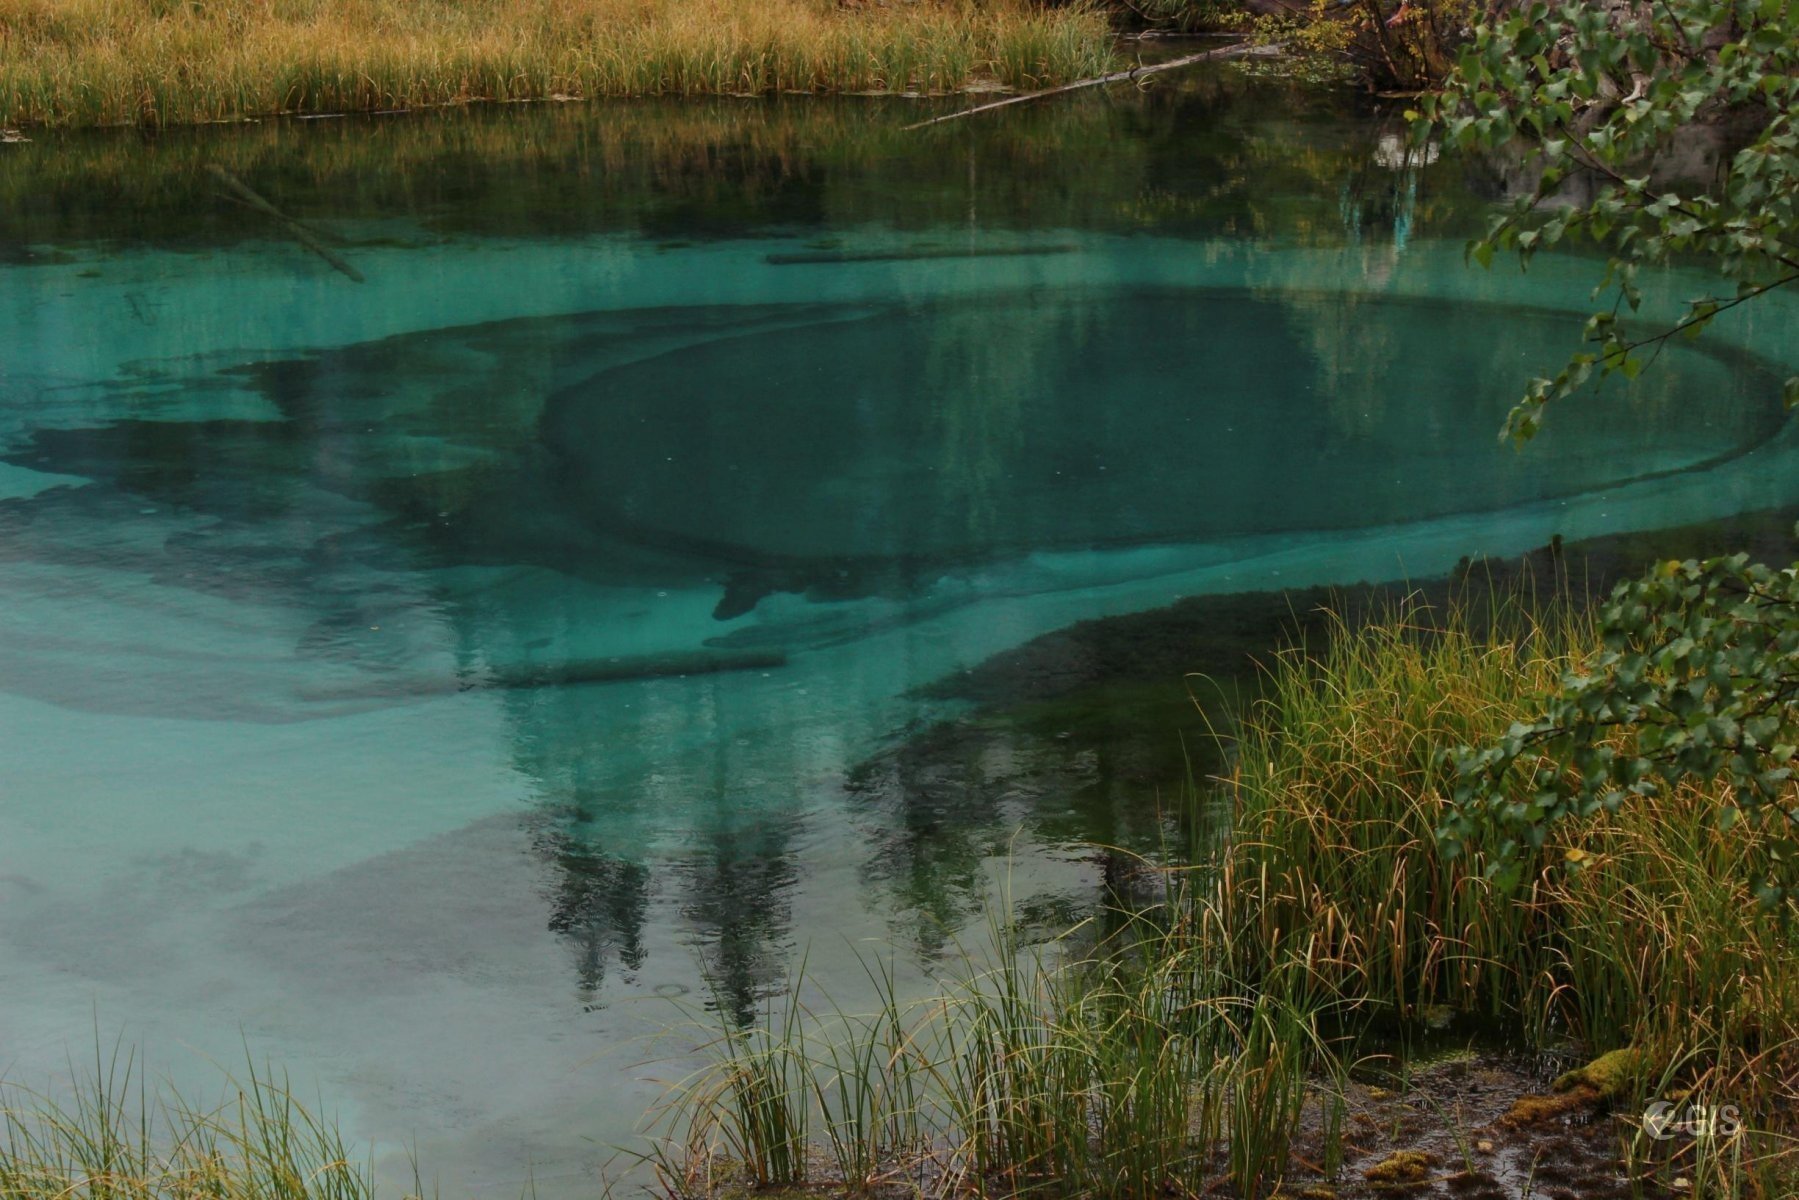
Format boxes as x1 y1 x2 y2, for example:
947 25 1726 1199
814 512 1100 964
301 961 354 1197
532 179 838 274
204 164 365 282
297 648 788 702
902 41 1282 131
766 243 1078 265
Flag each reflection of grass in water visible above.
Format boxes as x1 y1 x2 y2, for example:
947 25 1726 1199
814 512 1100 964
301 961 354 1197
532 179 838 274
1 70 1496 251
0 0 1113 129
2 93 1157 245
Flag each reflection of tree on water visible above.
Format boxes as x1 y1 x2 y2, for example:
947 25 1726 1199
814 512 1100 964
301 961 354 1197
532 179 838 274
7 66 1502 257
675 813 802 1028
843 725 1008 956
500 679 661 1010
527 816 652 1010
844 702 1198 957
918 289 1114 558
487 646 805 1023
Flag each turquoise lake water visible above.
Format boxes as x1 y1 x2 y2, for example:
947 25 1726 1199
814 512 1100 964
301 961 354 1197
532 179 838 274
2 74 1797 1194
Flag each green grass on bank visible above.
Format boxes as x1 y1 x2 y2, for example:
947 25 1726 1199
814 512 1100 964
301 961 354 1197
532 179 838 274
0 0 1115 129
1225 595 1799 1186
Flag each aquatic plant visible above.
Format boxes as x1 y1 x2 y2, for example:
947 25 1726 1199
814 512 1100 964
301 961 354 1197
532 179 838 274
1228 589 1798 1021
1219 993 1313 1199
633 875 1343 1200
805 955 929 1193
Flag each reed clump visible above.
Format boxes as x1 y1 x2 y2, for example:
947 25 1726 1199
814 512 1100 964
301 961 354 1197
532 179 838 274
0 0 1115 129
0 1049 378 1200
1222 590 1799 1191
638 904 1337 1200
1224 593 1799 1046
1221 595 1587 1024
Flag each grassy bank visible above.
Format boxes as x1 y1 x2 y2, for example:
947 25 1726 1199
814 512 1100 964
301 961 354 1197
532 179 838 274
1225 597 1799 1182
648 593 1799 1198
0 0 1115 129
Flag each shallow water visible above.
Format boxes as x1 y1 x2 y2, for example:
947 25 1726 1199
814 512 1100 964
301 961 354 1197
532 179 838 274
2 75 1796 1195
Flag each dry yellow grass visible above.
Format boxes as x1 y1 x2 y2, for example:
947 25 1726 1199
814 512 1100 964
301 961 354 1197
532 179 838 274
0 0 1116 128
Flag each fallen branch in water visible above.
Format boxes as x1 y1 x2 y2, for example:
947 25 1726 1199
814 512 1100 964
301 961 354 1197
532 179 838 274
204 164 365 282
903 41 1282 131
766 243 1077 265
295 649 788 702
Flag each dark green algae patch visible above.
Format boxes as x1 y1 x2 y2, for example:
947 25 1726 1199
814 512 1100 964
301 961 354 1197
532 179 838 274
918 504 1799 751
843 505 1799 951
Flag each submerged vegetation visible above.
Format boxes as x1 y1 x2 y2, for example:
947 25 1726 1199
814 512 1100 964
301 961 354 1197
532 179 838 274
638 595 1799 1198
0 0 1114 129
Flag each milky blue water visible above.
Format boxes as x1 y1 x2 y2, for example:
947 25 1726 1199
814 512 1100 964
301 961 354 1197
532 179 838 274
2 80 1797 1195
